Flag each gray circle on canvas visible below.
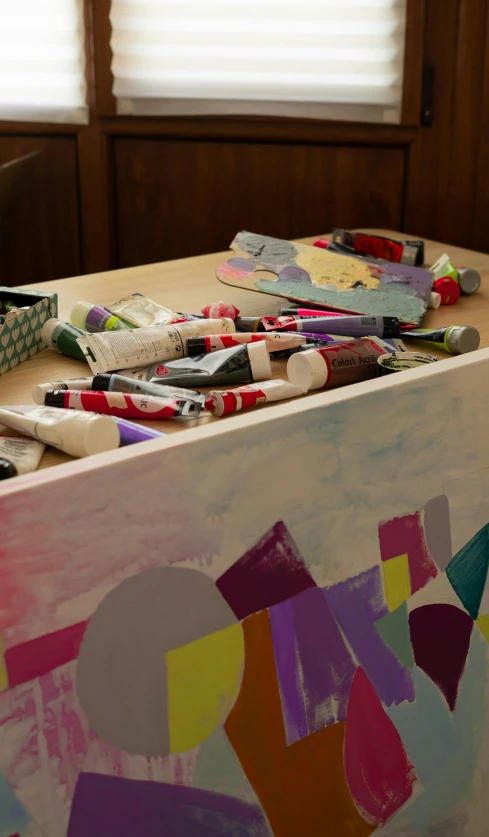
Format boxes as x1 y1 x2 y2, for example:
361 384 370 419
76 566 238 757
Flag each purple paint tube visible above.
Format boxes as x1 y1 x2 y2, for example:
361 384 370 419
283 315 400 339
113 417 166 445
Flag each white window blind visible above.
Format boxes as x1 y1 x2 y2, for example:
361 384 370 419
0 0 87 124
111 0 408 123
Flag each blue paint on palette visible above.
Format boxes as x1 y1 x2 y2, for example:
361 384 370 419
0 773 30 837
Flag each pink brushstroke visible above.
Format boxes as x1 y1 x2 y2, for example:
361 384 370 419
378 510 438 594
344 668 417 826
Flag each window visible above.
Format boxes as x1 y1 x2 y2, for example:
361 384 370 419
0 0 87 124
110 0 407 123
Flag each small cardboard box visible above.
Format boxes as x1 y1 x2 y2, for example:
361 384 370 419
0 287 58 376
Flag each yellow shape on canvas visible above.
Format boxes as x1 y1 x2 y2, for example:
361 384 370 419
476 614 489 643
166 622 244 754
0 634 8 691
382 554 411 612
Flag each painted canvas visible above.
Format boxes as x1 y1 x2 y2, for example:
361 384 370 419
0 349 489 836
217 231 433 325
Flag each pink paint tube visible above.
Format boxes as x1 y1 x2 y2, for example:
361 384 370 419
44 390 201 419
205 379 306 416
287 337 386 391
187 332 307 356
279 308 348 318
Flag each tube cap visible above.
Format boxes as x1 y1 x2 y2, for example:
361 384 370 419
187 337 207 357
0 458 17 479
247 341 271 382
287 349 329 391
446 326 480 354
44 391 68 407
70 301 90 330
457 268 481 295
40 318 61 346
91 374 112 391
429 292 441 309
382 317 401 338
433 276 460 305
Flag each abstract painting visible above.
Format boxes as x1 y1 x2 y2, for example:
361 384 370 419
0 349 488 835
216 232 433 325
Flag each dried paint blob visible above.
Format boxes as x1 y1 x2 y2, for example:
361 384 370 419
76 566 244 757
278 266 312 284
236 232 298 268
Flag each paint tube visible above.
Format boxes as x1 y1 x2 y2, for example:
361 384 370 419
146 342 271 388
92 373 206 405
377 351 438 375
106 293 178 327
456 267 481 295
187 332 307 356
32 378 94 405
287 337 386 391
283 315 401 339
77 318 236 374
41 319 88 362
0 407 120 457
279 308 348 318
332 230 424 266
430 253 458 281
205 379 306 416
112 418 166 445
71 301 132 333
432 276 460 305
235 315 330 332
44 390 201 419
402 325 480 354
0 436 45 479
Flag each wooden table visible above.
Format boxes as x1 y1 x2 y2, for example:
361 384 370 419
1 229 488 470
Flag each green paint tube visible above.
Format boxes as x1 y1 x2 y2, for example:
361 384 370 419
402 325 480 355
41 318 88 363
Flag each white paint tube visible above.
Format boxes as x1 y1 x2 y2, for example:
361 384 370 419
0 407 120 458
77 318 236 374
32 377 94 405
0 436 45 479
205 379 306 416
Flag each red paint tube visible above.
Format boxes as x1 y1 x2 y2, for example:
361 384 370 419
332 230 424 266
205 379 306 416
287 337 386 391
44 390 200 419
186 332 306 356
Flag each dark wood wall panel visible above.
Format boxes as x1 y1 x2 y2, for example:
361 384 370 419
114 138 406 268
0 135 80 284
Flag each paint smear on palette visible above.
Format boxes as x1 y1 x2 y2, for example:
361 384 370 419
446 521 489 619
379 511 438 596
0 773 30 837
344 668 416 826
386 628 488 830
67 773 272 837
324 566 414 706
3 619 88 690
216 521 316 621
269 588 356 745
423 495 453 572
224 609 374 837
409 604 473 711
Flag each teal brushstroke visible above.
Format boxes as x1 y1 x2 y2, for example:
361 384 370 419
446 522 489 619
386 628 488 830
193 727 259 805
375 601 415 668
255 278 426 323
0 773 30 837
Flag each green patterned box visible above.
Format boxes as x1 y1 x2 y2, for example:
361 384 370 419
0 287 58 377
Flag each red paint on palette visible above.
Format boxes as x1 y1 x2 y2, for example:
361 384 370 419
5 619 89 688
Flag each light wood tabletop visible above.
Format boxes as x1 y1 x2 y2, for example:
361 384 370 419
1 229 488 471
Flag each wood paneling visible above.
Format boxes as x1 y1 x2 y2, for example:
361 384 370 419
0 135 80 283
114 139 406 267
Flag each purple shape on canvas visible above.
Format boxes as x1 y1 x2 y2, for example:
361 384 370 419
216 521 316 620
270 588 356 746
68 773 272 837
379 511 438 595
324 566 415 706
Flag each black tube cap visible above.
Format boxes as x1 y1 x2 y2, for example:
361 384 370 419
92 374 111 391
0 458 17 479
44 390 68 407
187 337 207 357
383 317 401 338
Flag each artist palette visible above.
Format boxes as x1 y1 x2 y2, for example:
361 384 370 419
217 231 433 326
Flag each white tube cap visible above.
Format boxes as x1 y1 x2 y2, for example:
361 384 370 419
41 318 61 346
248 341 272 382
287 349 329 391
446 326 480 354
70 301 91 329
428 292 441 309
